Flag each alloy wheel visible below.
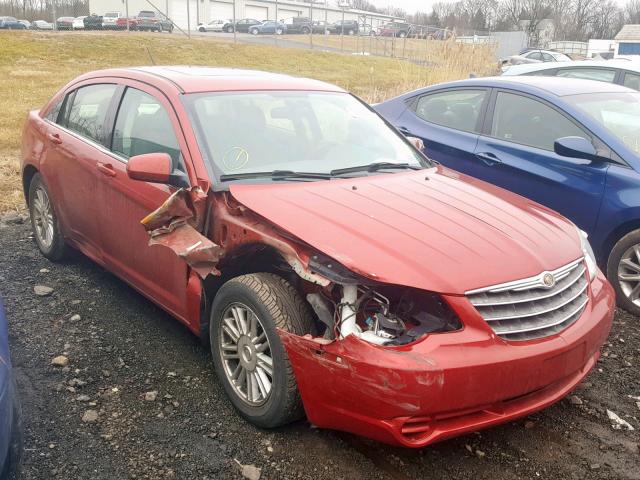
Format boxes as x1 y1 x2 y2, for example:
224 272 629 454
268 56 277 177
618 243 640 307
32 186 54 249
219 302 274 406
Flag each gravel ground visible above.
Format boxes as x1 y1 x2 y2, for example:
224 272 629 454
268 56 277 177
1 214 639 480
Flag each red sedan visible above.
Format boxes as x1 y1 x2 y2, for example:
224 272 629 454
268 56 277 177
21 67 614 447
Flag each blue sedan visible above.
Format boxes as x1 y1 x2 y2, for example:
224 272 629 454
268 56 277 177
249 21 285 35
0 300 21 480
375 76 640 315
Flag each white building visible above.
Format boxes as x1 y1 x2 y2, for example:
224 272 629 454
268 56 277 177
88 0 401 31
614 24 640 59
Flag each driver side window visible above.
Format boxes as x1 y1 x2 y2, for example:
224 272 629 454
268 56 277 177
491 92 587 151
111 87 184 172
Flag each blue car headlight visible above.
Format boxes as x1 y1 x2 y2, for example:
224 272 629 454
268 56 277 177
578 229 597 282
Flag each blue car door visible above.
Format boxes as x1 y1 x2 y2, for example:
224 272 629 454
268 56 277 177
472 89 608 232
393 88 489 173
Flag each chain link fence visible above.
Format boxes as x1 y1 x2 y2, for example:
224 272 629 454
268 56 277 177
0 0 495 66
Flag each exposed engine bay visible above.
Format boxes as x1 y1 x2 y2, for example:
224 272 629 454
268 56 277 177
307 284 462 346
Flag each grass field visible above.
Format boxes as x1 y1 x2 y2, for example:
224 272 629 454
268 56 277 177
0 31 497 213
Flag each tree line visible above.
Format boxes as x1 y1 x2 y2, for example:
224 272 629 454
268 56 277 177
349 0 637 41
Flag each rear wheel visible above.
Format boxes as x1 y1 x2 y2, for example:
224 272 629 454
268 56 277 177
210 273 314 428
28 173 67 261
250 27 259 35
276 27 283 35
348 29 355 35
607 229 640 316
301 26 310 34
399 31 407 38
226 25 234 33
199 26 205 32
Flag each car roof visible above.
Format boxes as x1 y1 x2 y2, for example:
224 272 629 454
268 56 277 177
77 66 346 94
504 59 640 75
436 75 634 97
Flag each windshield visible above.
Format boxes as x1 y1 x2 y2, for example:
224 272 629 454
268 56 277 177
185 91 427 180
566 92 640 154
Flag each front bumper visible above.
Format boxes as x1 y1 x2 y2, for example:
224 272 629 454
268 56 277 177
281 271 614 447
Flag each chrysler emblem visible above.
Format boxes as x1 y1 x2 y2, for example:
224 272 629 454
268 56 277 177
542 273 555 288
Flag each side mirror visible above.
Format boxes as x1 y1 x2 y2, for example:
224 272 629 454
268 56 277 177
126 152 189 188
554 136 600 161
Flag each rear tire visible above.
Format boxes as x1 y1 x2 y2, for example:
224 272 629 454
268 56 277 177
276 28 283 35
28 173 67 261
348 29 354 35
607 229 640 316
199 26 205 32
226 25 234 33
250 28 258 35
210 273 314 428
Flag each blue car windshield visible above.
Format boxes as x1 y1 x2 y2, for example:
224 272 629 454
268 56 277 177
566 92 640 154
185 90 427 179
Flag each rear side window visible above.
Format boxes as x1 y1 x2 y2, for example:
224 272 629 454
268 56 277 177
112 87 182 169
491 92 586 151
556 68 616 83
45 97 64 123
623 71 640 90
414 89 486 133
66 84 117 144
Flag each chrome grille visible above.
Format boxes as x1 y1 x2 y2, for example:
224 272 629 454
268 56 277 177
466 258 589 341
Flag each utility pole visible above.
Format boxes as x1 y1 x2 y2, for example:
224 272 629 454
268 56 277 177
125 0 129 32
52 0 57 30
309 0 313 49
275 0 278 45
187 0 191 38
232 0 236 43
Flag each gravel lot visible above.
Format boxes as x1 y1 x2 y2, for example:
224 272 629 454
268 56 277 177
1 214 639 480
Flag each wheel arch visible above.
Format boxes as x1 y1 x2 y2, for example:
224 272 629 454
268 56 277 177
601 219 640 267
22 164 39 207
199 243 302 344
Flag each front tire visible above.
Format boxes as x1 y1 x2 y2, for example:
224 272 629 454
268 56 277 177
199 26 205 32
276 28 283 35
28 173 67 261
607 229 640 316
226 25 234 33
250 28 258 35
210 273 314 428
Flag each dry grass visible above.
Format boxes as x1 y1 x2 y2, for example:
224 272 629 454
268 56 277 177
0 31 496 213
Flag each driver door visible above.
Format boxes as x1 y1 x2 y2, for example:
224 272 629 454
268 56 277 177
97 82 192 319
473 90 609 232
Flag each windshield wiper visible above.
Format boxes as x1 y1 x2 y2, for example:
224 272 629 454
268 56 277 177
330 162 423 176
220 170 332 182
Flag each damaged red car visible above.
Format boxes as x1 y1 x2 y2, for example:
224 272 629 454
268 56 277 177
21 67 615 447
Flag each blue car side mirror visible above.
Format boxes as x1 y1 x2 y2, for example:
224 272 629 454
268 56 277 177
554 136 600 161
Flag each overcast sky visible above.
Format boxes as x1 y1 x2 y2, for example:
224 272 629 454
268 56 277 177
371 0 630 14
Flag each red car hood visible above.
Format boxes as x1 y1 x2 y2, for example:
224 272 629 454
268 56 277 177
229 166 582 295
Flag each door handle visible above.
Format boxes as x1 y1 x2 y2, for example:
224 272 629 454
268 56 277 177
397 126 411 136
96 162 117 177
47 133 63 145
475 152 502 166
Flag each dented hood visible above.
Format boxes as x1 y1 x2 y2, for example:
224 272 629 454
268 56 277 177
229 167 582 294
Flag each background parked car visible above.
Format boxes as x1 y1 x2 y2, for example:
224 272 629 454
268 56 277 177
0 300 22 480
198 19 229 32
31 19 53 29
17 19 30 29
375 76 640 315
101 11 121 29
136 10 173 32
281 16 311 34
0 16 26 29
328 19 358 35
55 16 74 30
502 59 640 90
72 16 86 29
249 20 285 35
502 49 572 68
83 14 102 30
116 16 137 30
311 20 328 34
224 18 261 33
377 21 412 37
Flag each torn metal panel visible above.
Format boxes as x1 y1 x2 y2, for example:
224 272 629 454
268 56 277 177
141 188 223 278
